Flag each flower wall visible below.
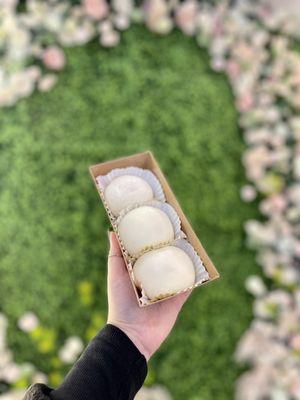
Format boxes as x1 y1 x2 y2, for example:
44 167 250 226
1 0 300 399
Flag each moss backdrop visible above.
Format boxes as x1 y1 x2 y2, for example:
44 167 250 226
0 26 259 399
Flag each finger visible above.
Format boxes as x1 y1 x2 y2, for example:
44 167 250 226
107 231 127 284
108 231 122 257
172 288 193 310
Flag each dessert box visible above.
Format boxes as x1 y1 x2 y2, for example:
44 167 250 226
89 151 220 307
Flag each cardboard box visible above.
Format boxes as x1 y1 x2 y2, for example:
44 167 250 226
89 151 220 307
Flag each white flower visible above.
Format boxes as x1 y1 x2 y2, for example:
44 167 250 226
235 367 274 400
0 314 8 331
38 74 58 92
0 313 8 351
278 268 299 286
0 349 13 371
112 0 133 17
31 371 48 385
18 312 39 333
270 387 289 400
245 275 267 297
0 390 27 400
135 385 172 400
2 363 21 384
58 336 84 364
293 152 300 180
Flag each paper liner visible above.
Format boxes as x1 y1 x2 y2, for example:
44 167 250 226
95 167 166 217
115 200 186 259
173 239 210 285
136 239 210 306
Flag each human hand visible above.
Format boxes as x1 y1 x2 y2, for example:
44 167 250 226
106 231 192 361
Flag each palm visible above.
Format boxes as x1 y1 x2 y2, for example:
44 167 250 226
106 232 191 360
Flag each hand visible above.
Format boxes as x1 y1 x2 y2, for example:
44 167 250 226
106 231 192 361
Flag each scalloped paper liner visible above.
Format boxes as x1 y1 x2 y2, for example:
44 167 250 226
115 200 186 259
95 166 166 217
137 239 210 306
173 239 210 285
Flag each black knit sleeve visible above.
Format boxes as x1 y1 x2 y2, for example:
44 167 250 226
23 324 148 400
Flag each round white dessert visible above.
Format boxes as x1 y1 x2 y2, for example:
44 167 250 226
133 246 195 300
118 205 174 256
104 175 154 216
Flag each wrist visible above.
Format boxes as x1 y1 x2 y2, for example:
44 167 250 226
107 321 152 361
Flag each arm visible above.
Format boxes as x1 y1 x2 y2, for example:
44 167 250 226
24 324 147 400
23 232 191 400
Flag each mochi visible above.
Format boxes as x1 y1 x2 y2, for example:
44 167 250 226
133 246 196 300
104 175 154 216
118 206 174 256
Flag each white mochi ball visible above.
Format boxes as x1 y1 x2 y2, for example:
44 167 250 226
133 246 196 300
104 175 154 216
118 206 174 256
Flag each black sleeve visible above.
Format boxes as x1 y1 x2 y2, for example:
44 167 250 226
23 324 148 400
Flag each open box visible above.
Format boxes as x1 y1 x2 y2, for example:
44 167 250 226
89 151 220 307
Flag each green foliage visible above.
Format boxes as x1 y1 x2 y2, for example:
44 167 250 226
0 26 259 399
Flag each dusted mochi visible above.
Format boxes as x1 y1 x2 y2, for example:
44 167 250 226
104 175 154 216
133 246 196 300
118 206 174 256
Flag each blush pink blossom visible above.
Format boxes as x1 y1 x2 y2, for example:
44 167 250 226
82 0 108 20
293 241 300 257
226 60 240 80
143 0 172 34
100 30 120 47
43 46 66 71
290 333 300 350
240 185 257 202
38 74 58 92
237 93 255 112
175 0 198 36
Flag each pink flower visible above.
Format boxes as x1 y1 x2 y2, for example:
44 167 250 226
100 30 120 47
3 363 21 383
98 20 113 34
175 0 198 36
290 380 300 399
226 60 241 80
43 46 66 71
143 0 172 34
290 333 300 350
240 185 257 202
242 145 269 181
211 57 225 71
114 14 130 30
82 0 108 20
237 93 255 112
260 194 287 216
232 41 255 64
38 74 58 92
293 241 300 257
